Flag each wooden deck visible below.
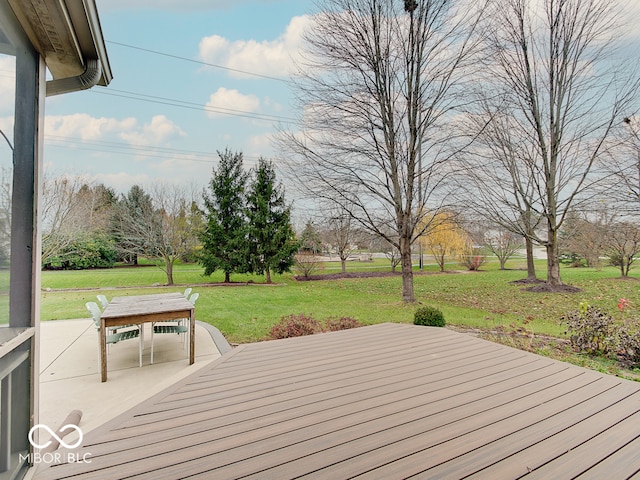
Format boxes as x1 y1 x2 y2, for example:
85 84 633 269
35 323 640 479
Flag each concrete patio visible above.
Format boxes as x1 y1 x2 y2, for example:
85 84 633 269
38 318 230 437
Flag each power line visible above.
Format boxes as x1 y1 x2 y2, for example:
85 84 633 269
90 88 298 125
44 135 270 164
46 134 214 158
106 40 293 84
0 128 13 151
45 136 213 162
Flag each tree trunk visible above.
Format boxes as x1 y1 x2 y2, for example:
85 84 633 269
400 236 415 303
265 268 272 284
525 237 537 281
224 271 230 283
341 258 347 273
165 258 174 286
546 240 562 286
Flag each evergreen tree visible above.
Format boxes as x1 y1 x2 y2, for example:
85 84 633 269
299 220 322 253
245 158 298 283
200 149 249 282
112 185 158 265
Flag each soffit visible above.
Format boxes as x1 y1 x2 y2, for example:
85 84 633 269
7 0 111 85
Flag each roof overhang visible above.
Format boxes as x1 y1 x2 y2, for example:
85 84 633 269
7 0 112 93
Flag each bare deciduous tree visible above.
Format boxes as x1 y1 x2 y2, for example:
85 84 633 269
321 203 359 273
468 0 639 288
113 183 201 285
41 174 94 266
484 229 524 270
607 221 640 277
559 207 613 268
602 116 640 218
151 184 202 285
278 0 486 302
457 106 543 282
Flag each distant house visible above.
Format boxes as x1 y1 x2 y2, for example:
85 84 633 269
0 2 111 478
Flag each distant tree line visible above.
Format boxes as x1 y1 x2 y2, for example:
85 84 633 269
41 175 203 285
40 150 299 285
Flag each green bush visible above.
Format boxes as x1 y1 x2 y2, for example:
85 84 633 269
414 306 445 327
44 236 117 270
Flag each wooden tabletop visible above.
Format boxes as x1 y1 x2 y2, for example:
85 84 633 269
101 293 191 320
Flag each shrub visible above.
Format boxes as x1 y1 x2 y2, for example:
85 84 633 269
268 313 324 339
563 305 616 355
44 236 117 270
459 248 487 271
414 306 446 327
613 323 640 368
325 316 363 331
294 252 324 278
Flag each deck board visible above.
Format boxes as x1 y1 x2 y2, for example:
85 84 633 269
34 323 640 479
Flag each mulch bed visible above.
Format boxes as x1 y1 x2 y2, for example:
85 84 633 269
294 270 470 281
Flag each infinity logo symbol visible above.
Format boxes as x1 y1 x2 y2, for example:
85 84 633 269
28 424 83 450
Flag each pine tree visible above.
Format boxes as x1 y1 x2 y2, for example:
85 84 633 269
200 149 249 282
112 185 158 265
245 158 298 283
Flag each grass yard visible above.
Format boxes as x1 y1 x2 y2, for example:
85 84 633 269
40 257 640 379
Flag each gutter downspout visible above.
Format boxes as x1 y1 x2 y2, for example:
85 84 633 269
45 57 101 97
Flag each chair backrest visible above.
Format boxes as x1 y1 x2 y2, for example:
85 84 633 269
85 301 102 328
189 292 199 305
96 294 109 309
183 287 192 298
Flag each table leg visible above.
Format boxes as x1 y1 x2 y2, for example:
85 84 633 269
100 318 107 382
189 308 195 365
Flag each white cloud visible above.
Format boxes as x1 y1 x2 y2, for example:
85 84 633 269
45 114 185 146
199 15 310 78
621 2 640 39
45 114 137 141
119 115 186 145
206 88 261 118
98 172 153 193
248 132 276 155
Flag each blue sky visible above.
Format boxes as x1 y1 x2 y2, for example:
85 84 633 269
42 0 314 193
5 0 640 199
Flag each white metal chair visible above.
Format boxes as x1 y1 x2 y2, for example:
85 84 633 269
96 294 109 309
150 292 198 364
85 301 143 367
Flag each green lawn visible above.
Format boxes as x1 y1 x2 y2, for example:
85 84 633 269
40 258 640 346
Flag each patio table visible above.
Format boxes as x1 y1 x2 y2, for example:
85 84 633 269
99 292 195 382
